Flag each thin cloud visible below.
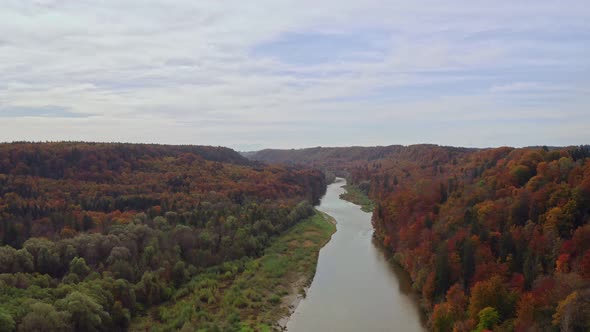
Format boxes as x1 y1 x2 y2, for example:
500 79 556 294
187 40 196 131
0 106 92 118
0 0 589 148
490 82 574 93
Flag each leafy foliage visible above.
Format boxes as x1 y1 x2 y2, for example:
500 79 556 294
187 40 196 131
0 142 327 331
251 144 590 331
131 211 336 331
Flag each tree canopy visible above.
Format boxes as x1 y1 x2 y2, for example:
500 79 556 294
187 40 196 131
0 142 326 331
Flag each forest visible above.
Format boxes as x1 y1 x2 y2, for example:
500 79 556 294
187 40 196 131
0 142 327 331
250 144 590 331
3 142 589 331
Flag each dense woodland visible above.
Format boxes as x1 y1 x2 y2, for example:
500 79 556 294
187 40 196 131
0 142 326 331
250 144 590 331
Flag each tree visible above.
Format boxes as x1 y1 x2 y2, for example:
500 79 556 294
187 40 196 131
514 292 535 331
15 249 34 273
0 246 17 273
523 251 536 290
552 290 590 332
0 310 15 332
475 307 499 332
510 165 532 186
19 302 70 332
36 247 60 276
580 249 590 278
111 301 130 329
153 216 169 230
69 257 90 278
135 271 166 306
107 247 131 265
468 276 513 321
111 278 132 303
56 291 109 332
172 261 188 287
23 238 59 275
432 304 454 332
110 259 136 281
434 244 451 299
445 283 467 319
461 237 475 287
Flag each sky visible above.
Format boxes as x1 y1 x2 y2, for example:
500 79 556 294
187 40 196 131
1 0 589 150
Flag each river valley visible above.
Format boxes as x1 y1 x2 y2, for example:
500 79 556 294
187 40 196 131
285 178 426 331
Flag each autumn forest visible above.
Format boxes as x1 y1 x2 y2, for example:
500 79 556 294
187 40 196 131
251 144 590 331
0 142 326 331
1 142 589 331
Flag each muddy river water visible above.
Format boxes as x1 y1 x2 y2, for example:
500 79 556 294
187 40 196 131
286 178 426 332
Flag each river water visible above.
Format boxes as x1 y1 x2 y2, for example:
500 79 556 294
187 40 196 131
285 178 426 332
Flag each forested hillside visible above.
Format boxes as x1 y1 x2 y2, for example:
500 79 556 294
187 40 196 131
249 145 590 331
0 142 326 331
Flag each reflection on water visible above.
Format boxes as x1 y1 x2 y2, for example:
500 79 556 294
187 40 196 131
371 237 428 326
286 178 426 332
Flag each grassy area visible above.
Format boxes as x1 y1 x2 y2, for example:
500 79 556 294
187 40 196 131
339 184 375 212
130 210 336 332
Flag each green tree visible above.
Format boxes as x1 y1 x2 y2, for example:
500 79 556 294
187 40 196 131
510 165 532 186
36 247 60 275
172 261 188 287
432 304 453 332
476 307 499 332
19 302 70 332
434 244 451 299
462 238 475 288
56 291 109 332
69 257 90 278
0 309 15 332
110 259 136 281
111 278 137 310
523 251 536 290
135 271 166 306
153 216 169 230
468 276 514 321
0 246 17 273
15 249 34 272
111 301 130 329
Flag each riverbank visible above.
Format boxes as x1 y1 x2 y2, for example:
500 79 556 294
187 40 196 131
130 210 336 331
276 211 336 330
339 184 375 212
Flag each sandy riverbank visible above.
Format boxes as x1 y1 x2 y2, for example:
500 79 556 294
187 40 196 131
276 211 337 331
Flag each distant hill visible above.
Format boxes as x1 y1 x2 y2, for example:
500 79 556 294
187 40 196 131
1 142 252 179
246 144 475 177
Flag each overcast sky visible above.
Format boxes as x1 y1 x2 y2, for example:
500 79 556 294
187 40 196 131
1 1 589 150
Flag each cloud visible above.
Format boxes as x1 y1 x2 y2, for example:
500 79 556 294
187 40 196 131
490 82 574 93
252 31 389 65
0 0 589 148
0 106 92 118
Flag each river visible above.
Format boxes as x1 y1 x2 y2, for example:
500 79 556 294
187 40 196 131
285 178 426 332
